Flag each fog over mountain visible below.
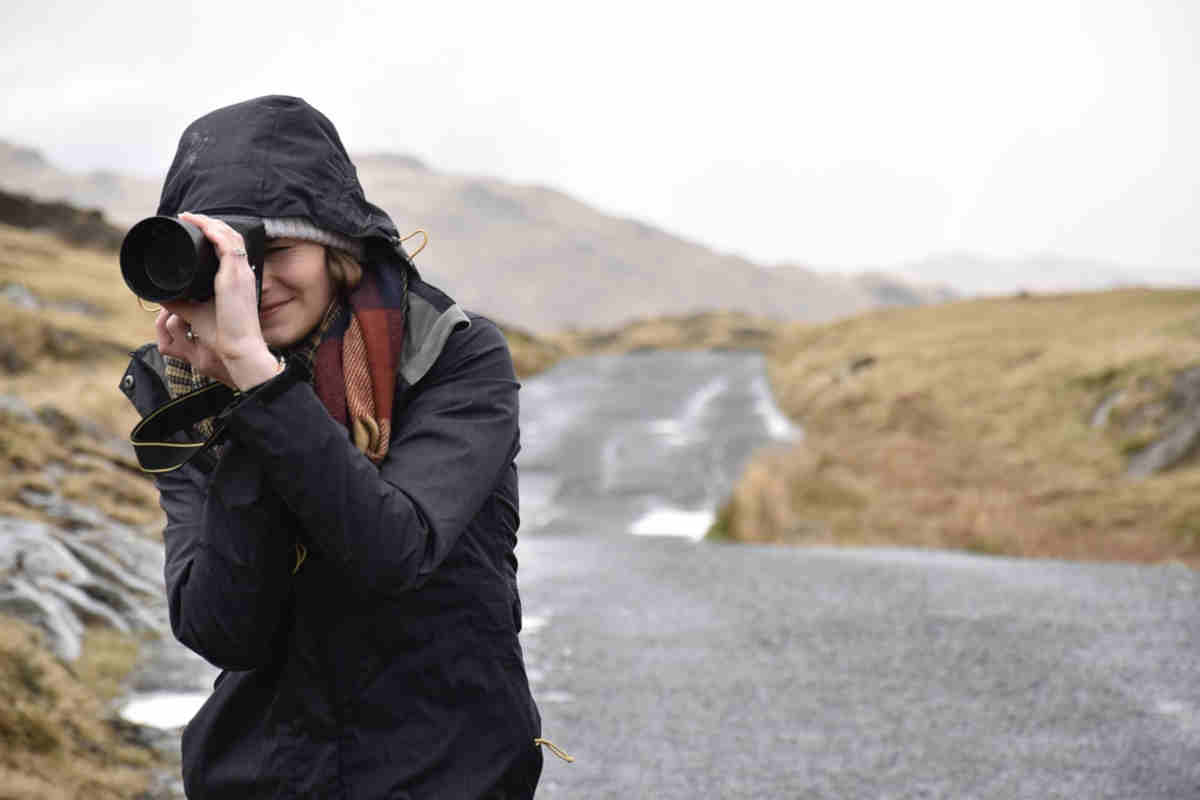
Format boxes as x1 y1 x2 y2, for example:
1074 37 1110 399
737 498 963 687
895 251 1200 296
0 140 954 332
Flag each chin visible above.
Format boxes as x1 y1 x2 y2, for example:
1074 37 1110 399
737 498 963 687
262 326 295 349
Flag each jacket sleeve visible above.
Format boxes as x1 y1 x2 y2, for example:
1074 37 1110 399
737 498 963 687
155 452 293 671
224 317 520 598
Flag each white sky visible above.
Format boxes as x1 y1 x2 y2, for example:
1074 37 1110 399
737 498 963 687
2 0 1197 275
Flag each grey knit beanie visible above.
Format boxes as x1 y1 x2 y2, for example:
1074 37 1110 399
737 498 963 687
263 217 364 261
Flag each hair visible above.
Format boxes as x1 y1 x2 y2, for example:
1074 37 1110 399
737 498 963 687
326 246 363 292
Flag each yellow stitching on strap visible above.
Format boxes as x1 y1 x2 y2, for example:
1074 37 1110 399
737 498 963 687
534 738 575 763
292 543 308 575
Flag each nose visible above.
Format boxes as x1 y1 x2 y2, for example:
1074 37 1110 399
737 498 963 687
258 261 278 294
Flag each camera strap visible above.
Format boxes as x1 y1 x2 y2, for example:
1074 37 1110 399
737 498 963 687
129 381 239 473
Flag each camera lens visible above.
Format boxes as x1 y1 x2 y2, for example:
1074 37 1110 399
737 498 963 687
121 216 213 302
139 220 193 292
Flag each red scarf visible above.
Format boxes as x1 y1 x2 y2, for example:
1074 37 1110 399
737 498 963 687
309 266 408 465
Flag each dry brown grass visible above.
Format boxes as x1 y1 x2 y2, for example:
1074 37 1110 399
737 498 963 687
0 226 167 795
0 616 153 800
719 289 1200 566
0 224 147 440
553 310 779 356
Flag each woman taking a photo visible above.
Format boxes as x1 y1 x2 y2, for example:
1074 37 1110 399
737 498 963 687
120 95 544 798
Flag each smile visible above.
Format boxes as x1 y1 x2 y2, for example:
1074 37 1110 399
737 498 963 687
260 300 291 319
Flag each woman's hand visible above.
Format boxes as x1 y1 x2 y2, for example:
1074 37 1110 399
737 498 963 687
157 213 281 391
156 303 236 387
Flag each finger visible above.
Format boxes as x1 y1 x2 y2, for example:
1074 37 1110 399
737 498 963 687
179 212 248 260
159 314 192 361
160 299 198 318
155 309 175 350
164 313 193 344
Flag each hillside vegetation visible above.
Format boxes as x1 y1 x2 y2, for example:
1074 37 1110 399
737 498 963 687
714 290 1200 567
0 617 153 799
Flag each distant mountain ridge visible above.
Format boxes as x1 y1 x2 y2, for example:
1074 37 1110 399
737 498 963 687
897 251 1200 296
0 139 952 332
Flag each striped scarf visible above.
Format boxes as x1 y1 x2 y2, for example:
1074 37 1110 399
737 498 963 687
164 266 408 465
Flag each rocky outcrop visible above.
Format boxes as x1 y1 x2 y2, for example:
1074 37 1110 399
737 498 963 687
0 392 170 796
0 395 166 662
1124 366 1200 478
0 187 125 251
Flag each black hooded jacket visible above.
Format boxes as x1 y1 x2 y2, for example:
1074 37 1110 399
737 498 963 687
121 96 542 798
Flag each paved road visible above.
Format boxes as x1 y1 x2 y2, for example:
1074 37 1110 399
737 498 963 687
516 534 1200 799
122 349 1200 798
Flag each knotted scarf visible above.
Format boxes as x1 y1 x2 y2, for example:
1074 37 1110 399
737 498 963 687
164 264 408 465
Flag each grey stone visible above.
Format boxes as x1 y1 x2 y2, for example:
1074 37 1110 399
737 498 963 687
1125 366 1200 477
0 394 36 422
1 282 40 309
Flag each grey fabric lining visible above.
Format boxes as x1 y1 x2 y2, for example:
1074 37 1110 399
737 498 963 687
262 217 364 259
400 293 471 386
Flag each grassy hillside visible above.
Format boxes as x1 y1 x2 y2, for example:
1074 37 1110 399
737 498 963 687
0 225 149 438
0 617 154 799
714 289 1200 567
0 225 165 795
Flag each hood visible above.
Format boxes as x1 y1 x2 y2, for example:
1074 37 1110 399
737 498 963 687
157 95 400 250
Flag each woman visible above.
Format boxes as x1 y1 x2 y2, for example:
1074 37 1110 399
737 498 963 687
120 95 544 798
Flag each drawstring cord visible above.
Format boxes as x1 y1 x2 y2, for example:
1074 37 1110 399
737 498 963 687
534 738 575 763
400 229 429 258
292 543 308 574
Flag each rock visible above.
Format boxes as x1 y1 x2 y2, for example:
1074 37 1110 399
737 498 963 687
1090 390 1123 429
1126 415 1200 477
0 518 92 583
35 405 81 438
0 514 167 661
0 577 83 661
1 283 39 309
847 355 877 374
0 393 36 423
1125 367 1200 477
0 187 124 251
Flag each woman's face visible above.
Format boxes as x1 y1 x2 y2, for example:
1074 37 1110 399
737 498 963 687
258 238 335 348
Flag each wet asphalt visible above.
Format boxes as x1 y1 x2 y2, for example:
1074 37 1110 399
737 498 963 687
514 351 1200 799
517 534 1200 799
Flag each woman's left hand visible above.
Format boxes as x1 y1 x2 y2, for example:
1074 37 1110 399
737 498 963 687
159 212 280 390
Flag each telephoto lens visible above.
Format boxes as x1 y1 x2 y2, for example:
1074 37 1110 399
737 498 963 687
120 215 265 303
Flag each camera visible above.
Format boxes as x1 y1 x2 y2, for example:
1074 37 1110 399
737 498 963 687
120 215 266 303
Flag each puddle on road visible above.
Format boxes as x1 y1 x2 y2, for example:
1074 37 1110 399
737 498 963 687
630 507 715 541
121 691 208 730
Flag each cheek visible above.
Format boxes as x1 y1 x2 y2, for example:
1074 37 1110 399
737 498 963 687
309 268 335 307
293 255 334 304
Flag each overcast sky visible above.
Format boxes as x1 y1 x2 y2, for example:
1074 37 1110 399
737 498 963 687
3 1 1197 277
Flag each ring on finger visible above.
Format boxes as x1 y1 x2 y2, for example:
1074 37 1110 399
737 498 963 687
185 326 198 344
230 249 247 258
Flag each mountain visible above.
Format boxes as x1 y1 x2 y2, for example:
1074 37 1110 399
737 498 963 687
0 140 951 332
0 141 157 231
898 251 1200 296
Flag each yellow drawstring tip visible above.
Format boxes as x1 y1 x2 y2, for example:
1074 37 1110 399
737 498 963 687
400 228 429 259
534 738 575 763
292 543 308 575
